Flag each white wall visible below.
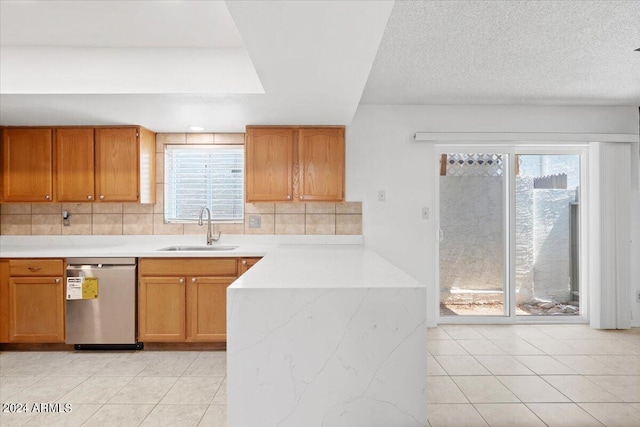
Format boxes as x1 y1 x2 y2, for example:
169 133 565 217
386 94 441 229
631 141 640 327
346 105 639 327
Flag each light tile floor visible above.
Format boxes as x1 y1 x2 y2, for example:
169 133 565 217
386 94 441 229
0 324 638 426
1 351 226 427
428 324 640 427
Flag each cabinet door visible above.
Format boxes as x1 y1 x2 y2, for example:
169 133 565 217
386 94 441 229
55 128 95 202
239 257 261 275
298 128 345 202
138 276 185 342
2 128 53 202
246 128 294 202
9 277 64 343
95 128 139 202
186 276 234 342
0 260 9 343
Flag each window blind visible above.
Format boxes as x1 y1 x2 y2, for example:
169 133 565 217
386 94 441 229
165 145 244 222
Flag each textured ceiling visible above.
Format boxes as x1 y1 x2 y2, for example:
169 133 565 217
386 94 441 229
361 0 640 105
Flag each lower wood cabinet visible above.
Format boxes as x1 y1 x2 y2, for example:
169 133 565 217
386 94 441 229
0 256 263 344
138 276 187 342
0 260 9 342
3 259 65 343
138 257 260 343
186 277 231 342
239 257 261 275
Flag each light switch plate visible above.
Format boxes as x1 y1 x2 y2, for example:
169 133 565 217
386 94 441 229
248 215 261 228
422 207 429 220
377 190 386 202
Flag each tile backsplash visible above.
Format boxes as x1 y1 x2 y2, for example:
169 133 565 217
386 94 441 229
0 132 362 236
0 202 362 236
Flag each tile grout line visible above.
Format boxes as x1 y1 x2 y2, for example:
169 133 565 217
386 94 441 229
436 329 640 425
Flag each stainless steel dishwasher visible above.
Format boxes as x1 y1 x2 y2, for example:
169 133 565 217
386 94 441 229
66 257 142 350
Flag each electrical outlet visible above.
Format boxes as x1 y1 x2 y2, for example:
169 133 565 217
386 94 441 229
377 190 386 202
248 215 261 228
422 207 429 220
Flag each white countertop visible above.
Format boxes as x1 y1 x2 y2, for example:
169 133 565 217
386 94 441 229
0 235 360 258
0 235 424 290
0 235 266 258
233 245 424 289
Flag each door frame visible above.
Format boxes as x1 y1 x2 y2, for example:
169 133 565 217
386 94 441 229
435 143 590 325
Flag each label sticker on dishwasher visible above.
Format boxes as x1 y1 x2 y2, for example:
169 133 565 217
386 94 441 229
66 277 98 300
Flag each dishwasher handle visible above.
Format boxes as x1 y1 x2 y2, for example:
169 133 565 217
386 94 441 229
67 264 137 270
66 257 136 267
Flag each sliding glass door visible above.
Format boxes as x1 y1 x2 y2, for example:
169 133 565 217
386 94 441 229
439 153 507 316
438 147 585 321
514 154 581 318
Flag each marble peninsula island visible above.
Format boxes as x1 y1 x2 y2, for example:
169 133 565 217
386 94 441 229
227 245 427 427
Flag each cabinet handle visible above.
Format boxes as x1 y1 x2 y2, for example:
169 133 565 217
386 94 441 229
87 195 93 200
99 195 105 200
242 260 247 265
191 278 197 283
287 195 291 200
27 266 42 272
55 278 61 283
300 195 304 200
179 278 184 284
45 194 51 200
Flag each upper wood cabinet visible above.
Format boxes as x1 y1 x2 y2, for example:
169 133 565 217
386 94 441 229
56 128 95 202
93 127 155 203
245 126 345 203
1 126 155 203
95 128 140 202
2 128 54 202
245 127 294 202
298 127 345 201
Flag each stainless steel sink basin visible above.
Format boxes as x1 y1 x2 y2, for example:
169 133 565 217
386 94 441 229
157 245 238 252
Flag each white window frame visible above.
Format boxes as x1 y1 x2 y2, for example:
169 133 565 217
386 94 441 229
435 143 589 325
164 144 244 223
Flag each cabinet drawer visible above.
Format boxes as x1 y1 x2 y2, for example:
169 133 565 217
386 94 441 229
9 259 64 276
140 258 239 277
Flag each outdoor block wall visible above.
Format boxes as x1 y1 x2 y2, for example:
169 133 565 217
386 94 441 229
439 176 504 303
440 175 576 305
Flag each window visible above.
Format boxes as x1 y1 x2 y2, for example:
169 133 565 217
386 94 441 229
164 145 244 222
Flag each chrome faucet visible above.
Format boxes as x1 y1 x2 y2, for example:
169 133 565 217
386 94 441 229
198 206 221 245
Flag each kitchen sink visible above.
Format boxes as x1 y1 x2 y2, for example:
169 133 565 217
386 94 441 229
157 245 238 252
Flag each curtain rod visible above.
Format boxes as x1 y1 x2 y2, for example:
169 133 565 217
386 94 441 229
413 132 638 143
